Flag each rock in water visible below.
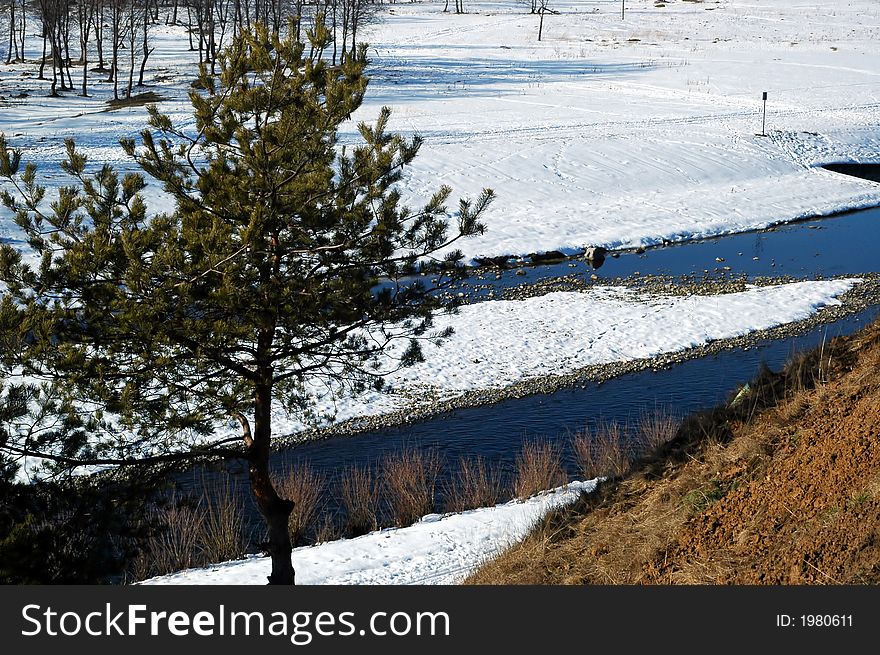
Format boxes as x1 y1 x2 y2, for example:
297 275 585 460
585 246 607 269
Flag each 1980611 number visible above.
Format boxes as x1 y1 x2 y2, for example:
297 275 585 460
800 615 852 627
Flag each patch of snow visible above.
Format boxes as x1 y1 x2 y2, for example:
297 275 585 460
140 479 598 585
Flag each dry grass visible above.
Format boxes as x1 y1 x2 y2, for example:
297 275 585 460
467 437 741 585
468 321 880 585
571 421 631 481
274 463 325 546
339 465 380 537
198 479 248 565
637 408 680 453
514 440 567 500
129 498 204 581
127 480 247 582
443 455 508 513
382 447 442 527
314 512 344 544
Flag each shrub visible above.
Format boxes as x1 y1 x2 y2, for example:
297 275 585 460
637 408 680 454
571 421 631 480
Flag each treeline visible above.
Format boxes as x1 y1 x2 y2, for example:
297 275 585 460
0 0 386 99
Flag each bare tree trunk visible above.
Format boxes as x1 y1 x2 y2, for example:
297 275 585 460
49 28 59 95
78 1 94 96
109 3 120 99
331 0 337 65
350 0 358 57
94 0 106 70
186 5 194 50
232 0 241 38
38 23 48 79
5 1 15 64
81 52 89 96
61 3 73 90
126 2 136 98
340 0 348 61
208 0 216 73
196 3 204 62
17 0 25 61
293 0 302 41
137 0 153 85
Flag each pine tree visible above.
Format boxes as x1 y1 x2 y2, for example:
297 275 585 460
0 18 493 584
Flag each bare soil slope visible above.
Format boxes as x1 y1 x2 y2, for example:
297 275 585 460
467 320 880 585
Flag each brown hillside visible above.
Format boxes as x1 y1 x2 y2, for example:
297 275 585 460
467 320 880 585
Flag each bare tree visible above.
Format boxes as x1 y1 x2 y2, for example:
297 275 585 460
125 0 141 97
1 0 25 63
35 0 69 94
93 0 108 71
5 0 390 98
106 0 129 99
136 0 156 86
76 0 97 95
537 0 557 42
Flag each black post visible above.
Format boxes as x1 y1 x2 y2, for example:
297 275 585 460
761 91 768 136
622 1 625 20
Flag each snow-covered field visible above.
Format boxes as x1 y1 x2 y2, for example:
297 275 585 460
2 1 879 584
357 0 880 261
2 1 879 261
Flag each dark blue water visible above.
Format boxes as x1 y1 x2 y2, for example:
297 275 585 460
455 206 880 298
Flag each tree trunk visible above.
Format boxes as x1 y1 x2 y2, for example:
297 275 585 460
80 26 89 96
95 1 105 70
18 0 25 61
39 28 47 79
5 1 15 64
62 3 73 90
248 379 295 585
138 3 152 86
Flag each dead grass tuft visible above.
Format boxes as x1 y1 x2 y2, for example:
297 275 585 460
274 463 325 546
127 479 247 582
637 408 680 453
382 447 442 527
570 422 630 481
339 465 380 537
514 440 567 500
443 455 508 513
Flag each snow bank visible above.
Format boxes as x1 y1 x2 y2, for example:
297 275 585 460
140 479 598 585
280 278 859 433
